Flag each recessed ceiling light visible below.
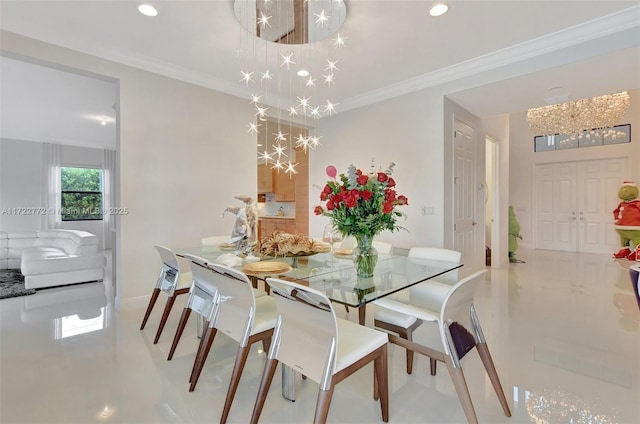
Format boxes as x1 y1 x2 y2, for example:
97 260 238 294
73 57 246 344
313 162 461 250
429 3 448 17
138 4 158 17
297 69 309 77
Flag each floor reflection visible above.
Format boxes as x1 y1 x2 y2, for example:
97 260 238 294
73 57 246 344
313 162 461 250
20 281 109 338
1 249 639 423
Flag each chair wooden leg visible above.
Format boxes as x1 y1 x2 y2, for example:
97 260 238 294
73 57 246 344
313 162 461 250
358 306 366 325
140 288 161 330
262 337 271 354
476 342 511 417
189 326 218 391
167 307 192 360
430 358 437 376
189 320 210 382
314 384 336 424
220 346 252 424
444 358 478 424
374 318 422 375
250 358 279 424
153 294 177 344
373 345 389 422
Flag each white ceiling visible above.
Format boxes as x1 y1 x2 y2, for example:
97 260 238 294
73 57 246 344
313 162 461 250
0 56 117 149
1 0 639 146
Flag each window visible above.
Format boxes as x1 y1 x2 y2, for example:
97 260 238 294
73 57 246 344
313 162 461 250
534 124 631 152
61 167 103 221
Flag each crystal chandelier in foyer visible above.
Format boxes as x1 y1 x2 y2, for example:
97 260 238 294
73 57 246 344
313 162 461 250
234 0 347 176
526 91 630 137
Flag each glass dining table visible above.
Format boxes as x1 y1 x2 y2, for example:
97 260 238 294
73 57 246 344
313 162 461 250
174 244 462 401
174 245 462 326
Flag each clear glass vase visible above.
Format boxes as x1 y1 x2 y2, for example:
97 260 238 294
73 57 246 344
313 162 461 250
352 235 378 278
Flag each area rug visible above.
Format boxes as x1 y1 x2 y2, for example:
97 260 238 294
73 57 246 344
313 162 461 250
0 269 36 299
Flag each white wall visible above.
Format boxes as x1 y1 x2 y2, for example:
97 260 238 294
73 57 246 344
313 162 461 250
309 87 446 249
0 138 43 232
1 31 256 304
483 114 510 269
508 88 640 249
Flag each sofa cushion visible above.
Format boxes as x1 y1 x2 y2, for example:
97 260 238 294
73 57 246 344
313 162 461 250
8 238 37 249
7 232 38 239
37 230 99 255
37 230 99 245
21 247 106 276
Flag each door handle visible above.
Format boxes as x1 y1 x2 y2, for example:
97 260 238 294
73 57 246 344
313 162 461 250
472 221 477 226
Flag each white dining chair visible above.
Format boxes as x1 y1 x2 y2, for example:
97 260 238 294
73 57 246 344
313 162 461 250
374 270 511 424
372 240 393 255
630 265 640 310
373 247 461 375
166 254 217 361
167 254 267 361
250 277 389 424
140 245 192 344
187 263 278 424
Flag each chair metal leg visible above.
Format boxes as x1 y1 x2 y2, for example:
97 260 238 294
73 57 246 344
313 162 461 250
167 307 192 360
153 294 177 344
476 342 511 417
444 357 478 424
314 384 336 424
189 326 218 391
220 345 252 424
140 288 161 330
250 358 279 424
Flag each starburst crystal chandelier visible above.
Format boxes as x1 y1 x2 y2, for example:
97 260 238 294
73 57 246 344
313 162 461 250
235 0 346 176
527 91 630 136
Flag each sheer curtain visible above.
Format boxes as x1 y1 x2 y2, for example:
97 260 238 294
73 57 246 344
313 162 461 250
102 149 116 250
41 143 62 230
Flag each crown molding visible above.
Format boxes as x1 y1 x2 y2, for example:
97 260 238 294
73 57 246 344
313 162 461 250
337 5 640 114
1 21 249 100
3 4 639 116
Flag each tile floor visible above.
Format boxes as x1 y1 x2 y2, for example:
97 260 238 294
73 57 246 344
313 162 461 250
1 249 638 423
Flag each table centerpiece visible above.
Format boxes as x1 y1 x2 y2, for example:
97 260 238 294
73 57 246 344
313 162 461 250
314 161 408 278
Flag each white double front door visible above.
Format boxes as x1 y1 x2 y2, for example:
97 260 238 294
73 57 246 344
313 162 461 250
534 157 627 253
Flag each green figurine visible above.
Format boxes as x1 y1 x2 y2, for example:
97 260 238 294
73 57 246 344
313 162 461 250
509 206 523 263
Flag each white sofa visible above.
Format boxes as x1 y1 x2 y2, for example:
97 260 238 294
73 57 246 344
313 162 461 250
0 230 106 289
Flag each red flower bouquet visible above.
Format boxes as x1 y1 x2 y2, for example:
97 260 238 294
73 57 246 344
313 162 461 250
314 162 408 277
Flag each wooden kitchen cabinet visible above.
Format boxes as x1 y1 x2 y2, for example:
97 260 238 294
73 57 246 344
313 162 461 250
259 218 296 238
257 164 273 194
273 169 295 201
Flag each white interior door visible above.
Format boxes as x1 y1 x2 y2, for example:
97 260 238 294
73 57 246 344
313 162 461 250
577 159 627 253
535 162 577 251
453 120 478 271
535 158 627 253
